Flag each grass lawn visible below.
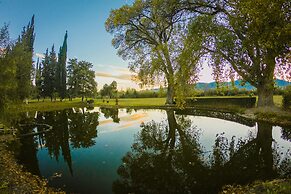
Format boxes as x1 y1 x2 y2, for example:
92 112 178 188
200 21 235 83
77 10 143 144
5 96 285 113
273 95 283 107
94 98 166 107
8 98 86 113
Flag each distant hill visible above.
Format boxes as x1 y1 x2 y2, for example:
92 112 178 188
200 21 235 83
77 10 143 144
195 79 291 91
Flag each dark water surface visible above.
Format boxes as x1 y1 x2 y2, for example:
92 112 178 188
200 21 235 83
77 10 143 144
6 108 291 194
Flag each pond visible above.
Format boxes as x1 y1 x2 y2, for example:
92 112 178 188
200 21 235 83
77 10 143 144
6 108 291 194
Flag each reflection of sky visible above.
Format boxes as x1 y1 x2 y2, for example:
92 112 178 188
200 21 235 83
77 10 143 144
36 109 291 194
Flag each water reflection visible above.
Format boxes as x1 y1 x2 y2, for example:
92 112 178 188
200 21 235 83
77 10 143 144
113 110 291 194
12 108 100 177
1 108 290 194
100 108 120 123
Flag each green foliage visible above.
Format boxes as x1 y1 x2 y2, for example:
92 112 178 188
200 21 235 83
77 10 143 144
106 0 201 105
118 88 163 98
57 31 68 100
67 58 97 100
0 16 35 109
187 0 290 107
0 24 15 110
14 15 35 101
41 46 58 100
100 82 115 98
184 97 256 108
283 85 291 109
100 81 118 99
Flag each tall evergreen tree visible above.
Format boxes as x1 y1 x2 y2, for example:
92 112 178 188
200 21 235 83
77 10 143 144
57 31 68 101
14 15 35 101
42 48 50 99
42 46 57 101
35 57 43 100
0 24 15 109
49 45 58 100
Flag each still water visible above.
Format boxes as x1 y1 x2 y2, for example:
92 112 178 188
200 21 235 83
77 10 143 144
7 108 291 194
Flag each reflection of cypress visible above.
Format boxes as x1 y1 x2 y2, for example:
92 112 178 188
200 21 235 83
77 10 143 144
59 111 73 176
11 109 100 178
39 110 74 175
17 125 41 176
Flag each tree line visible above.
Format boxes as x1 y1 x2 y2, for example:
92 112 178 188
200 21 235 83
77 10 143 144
0 16 35 109
35 32 97 102
0 16 97 109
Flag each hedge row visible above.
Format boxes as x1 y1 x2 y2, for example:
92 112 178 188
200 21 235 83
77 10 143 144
184 97 257 108
283 86 291 109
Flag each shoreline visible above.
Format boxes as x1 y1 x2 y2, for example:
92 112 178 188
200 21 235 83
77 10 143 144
0 133 64 193
5 98 291 127
1 100 290 193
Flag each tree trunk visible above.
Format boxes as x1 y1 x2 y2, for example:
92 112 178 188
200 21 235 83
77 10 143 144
257 82 274 107
166 84 174 105
256 122 274 178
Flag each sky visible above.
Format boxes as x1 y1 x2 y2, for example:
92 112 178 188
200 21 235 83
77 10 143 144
0 0 214 90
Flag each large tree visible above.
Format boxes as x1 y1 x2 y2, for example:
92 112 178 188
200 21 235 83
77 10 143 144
106 0 201 105
67 58 97 101
187 0 290 107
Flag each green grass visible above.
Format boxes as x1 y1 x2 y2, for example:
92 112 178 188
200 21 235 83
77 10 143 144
273 95 283 107
95 98 166 107
8 98 87 113
4 96 285 113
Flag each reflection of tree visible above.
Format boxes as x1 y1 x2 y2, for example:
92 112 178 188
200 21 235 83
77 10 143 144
113 110 207 193
209 122 278 188
282 127 291 142
16 124 41 176
14 109 100 177
36 110 73 175
68 108 99 148
114 111 291 193
100 108 120 123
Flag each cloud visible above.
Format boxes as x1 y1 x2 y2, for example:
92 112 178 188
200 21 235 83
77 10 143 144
35 53 45 59
95 72 132 81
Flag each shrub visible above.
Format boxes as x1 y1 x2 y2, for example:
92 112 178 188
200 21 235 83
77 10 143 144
283 85 291 109
184 97 256 108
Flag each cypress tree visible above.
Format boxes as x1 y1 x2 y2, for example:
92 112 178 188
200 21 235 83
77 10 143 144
49 45 58 101
42 48 50 99
57 31 68 101
35 57 44 100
